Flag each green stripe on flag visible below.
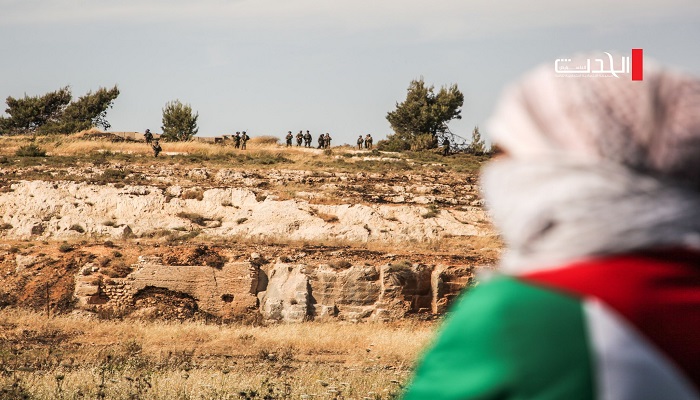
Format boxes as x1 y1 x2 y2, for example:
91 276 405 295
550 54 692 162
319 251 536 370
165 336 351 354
404 277 595 400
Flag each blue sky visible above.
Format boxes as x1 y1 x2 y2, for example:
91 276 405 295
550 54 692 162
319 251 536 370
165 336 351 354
1 0 699 145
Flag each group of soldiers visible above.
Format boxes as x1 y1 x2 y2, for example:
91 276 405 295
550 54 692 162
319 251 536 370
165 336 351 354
286 130 314 148
145 128 380 158
285 131 334 149
356 134 374 150
144 128 253 158
231 131 250 150
317 132 332 149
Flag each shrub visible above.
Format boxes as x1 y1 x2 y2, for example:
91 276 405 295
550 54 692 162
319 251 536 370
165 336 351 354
388 259 413 270
161 100 199 141
101 169 129 181
177 212 208 226
467 126 486 155
182 188 204 201
421 204 440 219
376 138 410 152
59 243 74 253
69 224 85 233
16 144 47 157
317 212 339 223
329 260 352 269
102 261 133 278
249 136 279 145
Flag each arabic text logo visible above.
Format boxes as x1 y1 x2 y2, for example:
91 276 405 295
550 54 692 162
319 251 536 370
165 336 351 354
554 49 643 80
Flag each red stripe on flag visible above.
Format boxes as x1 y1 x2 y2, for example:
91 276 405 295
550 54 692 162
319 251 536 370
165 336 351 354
520 249 700 389
632 49 643 81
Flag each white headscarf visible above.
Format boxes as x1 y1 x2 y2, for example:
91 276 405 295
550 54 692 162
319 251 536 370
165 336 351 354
483 56 700 273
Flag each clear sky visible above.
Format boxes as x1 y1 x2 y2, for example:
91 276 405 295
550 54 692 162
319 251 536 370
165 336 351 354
1 0 699 145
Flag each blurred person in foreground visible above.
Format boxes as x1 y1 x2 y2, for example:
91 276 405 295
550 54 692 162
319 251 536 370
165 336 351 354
403 57 700 400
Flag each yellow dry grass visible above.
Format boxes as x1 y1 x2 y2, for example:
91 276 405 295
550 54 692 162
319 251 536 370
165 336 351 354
0 309 437 399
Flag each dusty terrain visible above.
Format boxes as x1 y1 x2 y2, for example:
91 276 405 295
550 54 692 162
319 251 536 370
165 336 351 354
0 132 499 399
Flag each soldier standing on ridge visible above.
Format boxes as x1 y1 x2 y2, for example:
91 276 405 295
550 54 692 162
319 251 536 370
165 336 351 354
296 130 303 147
151 139 162 158
324 133 332 149
442 136 450 156
317 133 325 149
234 132 241 149
304 130 312 148
286 131 293 147
241 131 249 150
357 135 364 150
144 129 153 144
365 134 373 149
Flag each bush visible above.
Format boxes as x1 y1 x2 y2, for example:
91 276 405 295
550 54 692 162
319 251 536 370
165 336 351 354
59 243 74 253
388 259 413 271
102 261 133 278
329 260 352 269
161 100 199 141
421 204 440 219
467 126 486 155
15 144 47 157
376 138 410 152
181 188 204 201
101 169 129 181
177 212 208 226
250 136 279 145
69 224 85 233
317 212 339 223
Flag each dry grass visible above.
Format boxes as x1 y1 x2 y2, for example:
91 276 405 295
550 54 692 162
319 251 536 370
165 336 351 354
0 133 489 177
249 135 280 145
0 309 436 399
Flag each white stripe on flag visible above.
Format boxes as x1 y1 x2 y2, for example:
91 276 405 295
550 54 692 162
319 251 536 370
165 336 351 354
584 298 699 400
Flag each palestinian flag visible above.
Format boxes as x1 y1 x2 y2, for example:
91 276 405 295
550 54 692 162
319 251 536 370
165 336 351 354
404 251 700 400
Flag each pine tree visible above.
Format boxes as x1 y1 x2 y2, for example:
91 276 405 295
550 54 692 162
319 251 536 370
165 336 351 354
0 87 71 134
384 78 464 151
42 86 120 134
0 86 120 135
160 100 199 142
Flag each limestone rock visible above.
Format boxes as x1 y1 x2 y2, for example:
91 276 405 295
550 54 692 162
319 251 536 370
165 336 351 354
72 258 476 323
259 264 310 323
0 180 491 242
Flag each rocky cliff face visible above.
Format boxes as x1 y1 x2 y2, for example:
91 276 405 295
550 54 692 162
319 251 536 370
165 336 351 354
0 165 496 322
0 180 489 243
73 254 475 323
